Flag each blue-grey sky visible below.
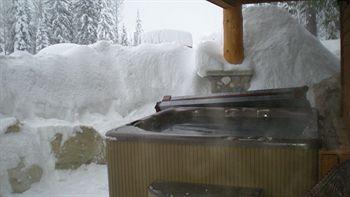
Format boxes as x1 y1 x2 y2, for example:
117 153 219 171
123 0 223 43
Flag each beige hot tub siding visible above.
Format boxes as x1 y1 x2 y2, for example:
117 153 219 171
107 140 318 197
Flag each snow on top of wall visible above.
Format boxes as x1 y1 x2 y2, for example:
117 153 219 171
141 29 193 47
36 43 83 56
196 6 339 90
0 41 195 121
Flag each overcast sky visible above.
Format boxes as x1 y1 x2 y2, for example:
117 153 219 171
122 0 223 44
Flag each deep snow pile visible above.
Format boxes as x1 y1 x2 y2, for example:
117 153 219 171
321 39 340 58
0 41 195 121
197 6 339 90
0 42 196 196
141 29 193 47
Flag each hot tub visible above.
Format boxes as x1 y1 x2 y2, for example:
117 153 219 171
106 87 320 197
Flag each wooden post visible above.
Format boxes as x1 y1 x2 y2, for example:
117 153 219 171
223 3 244 64
341 1 350 143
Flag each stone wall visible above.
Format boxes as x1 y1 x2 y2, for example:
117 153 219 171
206 69 253 93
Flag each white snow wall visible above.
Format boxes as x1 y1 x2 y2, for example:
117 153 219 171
141 29 193 47
243 7 339 90
0 41 195 121
0 6 340 122
196 6 339 89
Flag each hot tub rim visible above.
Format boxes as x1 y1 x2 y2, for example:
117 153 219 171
106 125 321 149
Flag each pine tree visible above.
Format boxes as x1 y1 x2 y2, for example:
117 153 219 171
133 10 143 46
74 0 101 45
114 0 124 44
47 0 73 44
14 0 31 52
121 24 128 46
0 24 3 52
36 11 50 52
0 30 3 52
317 0 339 39
2 0 16 54
98 0 116 41
0 1 4 53
282 0 339 39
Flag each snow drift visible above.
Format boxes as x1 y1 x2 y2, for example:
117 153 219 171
321 39 340 58
197 6 339 90
0 6 340 124
0 41 195 121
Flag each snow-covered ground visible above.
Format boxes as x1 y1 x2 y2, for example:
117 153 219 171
0 6 341 197
11 164 108 197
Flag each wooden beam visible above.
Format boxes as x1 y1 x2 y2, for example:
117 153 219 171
223 3 244 64
340 1 350 144
206 0 239 9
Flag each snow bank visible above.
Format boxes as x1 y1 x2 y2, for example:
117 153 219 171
0 41 195 121
0 102 155 195
321 39 340 58
197 6 339 90
0 123 52 196
11 164 108 197
141 29 193 47
0 41 196 194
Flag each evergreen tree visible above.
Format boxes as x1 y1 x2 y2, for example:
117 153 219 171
74 0 101 45
317 0 339 39
114 0 124 43
47 0 73 44
282 0 339 39
0 30 3 52
133 10 143 46
3 0 16 54
98 0 116 41
14 0 31 52
0 30 3 53
0 1 4 53
36 11 50 52
121 24 128 46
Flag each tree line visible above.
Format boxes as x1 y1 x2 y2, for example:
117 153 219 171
0 0 143 55
0 0 339 55
257 0 340 39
